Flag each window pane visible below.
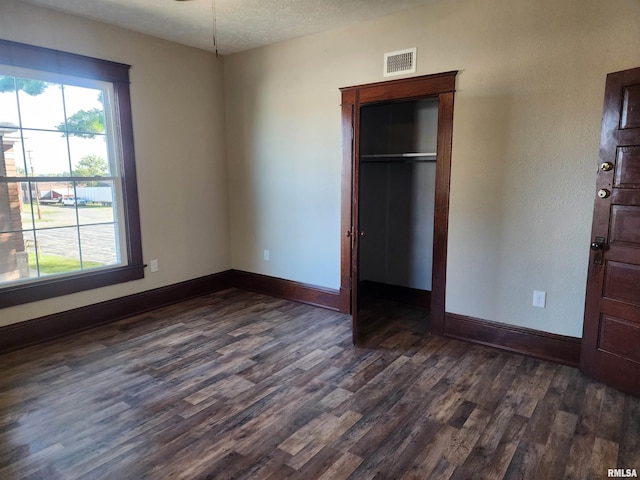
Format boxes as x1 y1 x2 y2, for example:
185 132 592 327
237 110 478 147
0 230 33 284
80 224 119 267
20 130 71 176
19 194 35 231
0 131 26 176
77 181 115 225
18 81 65 131
3 135 27 175
25 182 76 229
69 137 111 177
0 75 19 128
33 180 70 207
33 227 81 277
63 85 106 136
0 180 27 233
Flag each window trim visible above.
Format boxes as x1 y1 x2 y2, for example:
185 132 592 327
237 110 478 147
0 39 144 308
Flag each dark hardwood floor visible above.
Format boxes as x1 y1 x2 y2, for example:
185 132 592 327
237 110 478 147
0 288 638 479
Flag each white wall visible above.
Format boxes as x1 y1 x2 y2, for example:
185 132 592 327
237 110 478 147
2 0 639 338
223 43 342 287
0 0 231 327
224 0 640 337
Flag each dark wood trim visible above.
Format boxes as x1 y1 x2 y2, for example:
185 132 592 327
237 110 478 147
0 39 143 308
0 271 233 355
350 91 362 344
0 270 341 354
0 265 145 308
359 280 431 308
429 90 455 335
0 39 131 82
339 71 458 342
231 270 340 311
341 71 457 104
116 76 144 270
443 313 581 367
0 267 582 370
339 96 355 315
339 287 351 313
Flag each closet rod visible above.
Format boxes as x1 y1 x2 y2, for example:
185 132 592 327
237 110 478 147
360 153 437 158
360 158 437 164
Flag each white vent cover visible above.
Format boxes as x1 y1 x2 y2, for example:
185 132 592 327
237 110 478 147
383 47 417 77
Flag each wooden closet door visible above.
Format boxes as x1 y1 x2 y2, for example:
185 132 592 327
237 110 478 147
581 66 640 396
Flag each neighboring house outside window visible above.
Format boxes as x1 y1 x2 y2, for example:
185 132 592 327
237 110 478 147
0 40 143 308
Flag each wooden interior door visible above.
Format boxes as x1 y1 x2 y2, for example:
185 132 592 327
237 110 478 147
581 66 640 396
339 72 457 344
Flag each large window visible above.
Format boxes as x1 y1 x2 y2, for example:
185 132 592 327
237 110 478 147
0 40 143 308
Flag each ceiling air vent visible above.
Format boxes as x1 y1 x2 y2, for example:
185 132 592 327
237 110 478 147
383 47 417 77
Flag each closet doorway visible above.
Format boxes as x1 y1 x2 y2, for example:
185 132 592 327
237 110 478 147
339 72 457 344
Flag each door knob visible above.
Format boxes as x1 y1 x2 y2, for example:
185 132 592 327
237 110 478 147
359 231 365 237
598 189 610 199
600 162 614 172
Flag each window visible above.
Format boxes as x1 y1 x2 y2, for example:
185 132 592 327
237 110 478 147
0 40 143 308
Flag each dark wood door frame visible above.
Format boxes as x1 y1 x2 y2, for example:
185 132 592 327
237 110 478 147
339 72 458 342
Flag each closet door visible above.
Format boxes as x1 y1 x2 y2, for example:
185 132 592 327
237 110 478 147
340 93 362 343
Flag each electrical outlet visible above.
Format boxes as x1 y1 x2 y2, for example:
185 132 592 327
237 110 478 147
150 259 159 272
263 249 270 262
533 290 546 308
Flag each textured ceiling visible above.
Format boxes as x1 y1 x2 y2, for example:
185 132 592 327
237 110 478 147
20 0 437 55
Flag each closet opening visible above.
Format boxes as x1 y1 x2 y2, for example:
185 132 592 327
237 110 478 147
339 71 457 344
357 98 438 339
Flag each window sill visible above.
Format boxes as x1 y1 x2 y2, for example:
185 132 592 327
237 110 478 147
0 264 145 309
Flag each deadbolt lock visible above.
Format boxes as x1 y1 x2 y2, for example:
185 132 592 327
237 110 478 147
591 236 605 265
600 162 614 172
598 189 610 199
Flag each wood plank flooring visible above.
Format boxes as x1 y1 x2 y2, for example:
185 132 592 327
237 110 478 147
0 288 638 479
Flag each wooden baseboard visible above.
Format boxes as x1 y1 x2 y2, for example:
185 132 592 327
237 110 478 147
0 271 233 355
443 313 581 367
0 269 341 354
359 280 431 308
1 269 580 369
231 270 340 311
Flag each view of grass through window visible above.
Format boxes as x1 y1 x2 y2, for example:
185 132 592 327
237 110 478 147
0 70 123 287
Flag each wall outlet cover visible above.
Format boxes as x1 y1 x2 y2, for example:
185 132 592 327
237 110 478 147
533 290 546 308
